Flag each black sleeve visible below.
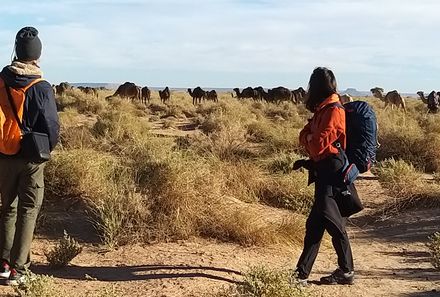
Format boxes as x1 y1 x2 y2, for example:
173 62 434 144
26 81 60 151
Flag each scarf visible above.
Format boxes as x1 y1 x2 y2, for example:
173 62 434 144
7 61 43 77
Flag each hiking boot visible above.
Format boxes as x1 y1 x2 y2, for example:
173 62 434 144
320 268 354 285
0 260 10 279
6 269 27 286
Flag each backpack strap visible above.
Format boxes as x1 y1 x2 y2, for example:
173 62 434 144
4 78 45 132
4 86 24 131
22 78 45 92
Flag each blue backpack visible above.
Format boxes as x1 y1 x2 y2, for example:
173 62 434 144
337 101 378 173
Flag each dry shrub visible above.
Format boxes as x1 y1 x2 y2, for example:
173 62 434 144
45 149 150 247
190 122 252 160
427 232 440 270
45 230 82 268
246 120 301 153
214 266 309 297
215 160 313 213
203 198 305 246
376 109 425 166
12 271 62 297
56 88 107 115
93 99 150 143
59 126 96 150
258 174 313 214
373 159 440 211
374 99 440 172
46 93 315 247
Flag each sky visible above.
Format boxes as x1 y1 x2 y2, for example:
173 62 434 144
0 0 439 92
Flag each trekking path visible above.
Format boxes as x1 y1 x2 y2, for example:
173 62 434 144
0 176 438 296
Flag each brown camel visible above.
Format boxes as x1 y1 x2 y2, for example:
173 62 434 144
370 87 406 111
81 87 98 98
418 91 439 113
268 86 294 104
55 82 71 96
141 87 151 104
188 87 206 105
292 87 306 104
254 86 273 102
233 87 257 100
106 82 141 101
159 86 171 104
205 90 218 102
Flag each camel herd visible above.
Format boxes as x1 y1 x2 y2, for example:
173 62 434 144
417 91 440 113
51 81 439 114
232 86 306 104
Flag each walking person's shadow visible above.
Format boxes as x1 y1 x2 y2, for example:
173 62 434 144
31 264 243 284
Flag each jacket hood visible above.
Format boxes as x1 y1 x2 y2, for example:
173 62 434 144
0 61 42 89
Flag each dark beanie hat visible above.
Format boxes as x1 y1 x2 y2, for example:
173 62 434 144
15 27 42 61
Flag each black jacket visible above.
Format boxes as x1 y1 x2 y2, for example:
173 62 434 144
0 67 59 153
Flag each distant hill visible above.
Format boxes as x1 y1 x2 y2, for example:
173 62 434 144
339 88 370 97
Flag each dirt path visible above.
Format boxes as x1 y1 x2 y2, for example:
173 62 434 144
0 173 436 296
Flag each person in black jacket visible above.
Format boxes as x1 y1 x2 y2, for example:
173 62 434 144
0 27 59 285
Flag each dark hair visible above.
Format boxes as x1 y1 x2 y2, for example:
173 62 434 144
305 67 337 112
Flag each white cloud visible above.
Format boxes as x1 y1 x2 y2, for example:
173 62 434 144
0 0 439 91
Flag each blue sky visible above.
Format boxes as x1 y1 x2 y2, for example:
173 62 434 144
1 0 439 92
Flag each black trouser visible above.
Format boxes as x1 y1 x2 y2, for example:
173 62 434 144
296 153 354 279
296 208 353 278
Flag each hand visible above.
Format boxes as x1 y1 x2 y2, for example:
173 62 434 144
293 159 307 170
293 159 314 171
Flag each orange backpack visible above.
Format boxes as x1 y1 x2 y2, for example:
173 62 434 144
0 77 44 155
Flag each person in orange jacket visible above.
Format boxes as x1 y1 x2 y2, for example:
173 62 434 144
294 67 355 285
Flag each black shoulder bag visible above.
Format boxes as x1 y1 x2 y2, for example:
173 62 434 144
5 85 50 163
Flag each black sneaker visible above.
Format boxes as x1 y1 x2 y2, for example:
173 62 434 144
6 269 27 286
0 260 10 279
320 268 354 285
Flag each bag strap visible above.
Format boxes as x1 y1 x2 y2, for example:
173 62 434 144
4 78 45 132
4 86 24 131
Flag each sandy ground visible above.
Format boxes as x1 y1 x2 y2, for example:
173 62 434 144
0 173 437 297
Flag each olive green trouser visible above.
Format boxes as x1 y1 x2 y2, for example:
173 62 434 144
0 158 45 273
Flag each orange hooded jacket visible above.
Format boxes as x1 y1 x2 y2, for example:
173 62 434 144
299 94 346 162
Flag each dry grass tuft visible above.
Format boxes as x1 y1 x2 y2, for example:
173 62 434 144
373 159 440 212
214 266 309 297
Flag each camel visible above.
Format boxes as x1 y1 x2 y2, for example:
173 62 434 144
159 86 171 104
233 87 257 100
80 86 98 98
417 91 429 104
141 87 151 104
106 82 140 101
268 86 294 104
254 86 273 102
370 87 406 111
188 87 206 105
418 91 439 113
292 87 306 104
339 94 353 104
205 90 218 102
55 82 71 96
